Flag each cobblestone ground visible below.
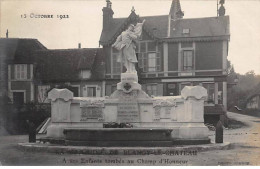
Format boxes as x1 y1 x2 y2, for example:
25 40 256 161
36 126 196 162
0 112 259 166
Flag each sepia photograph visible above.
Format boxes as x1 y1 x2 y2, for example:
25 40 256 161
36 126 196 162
0 0 259 166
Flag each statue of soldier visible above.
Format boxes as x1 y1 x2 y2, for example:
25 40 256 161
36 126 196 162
112 19 145 73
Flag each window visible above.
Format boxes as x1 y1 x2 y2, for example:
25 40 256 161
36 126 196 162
148 42 156 52
148 53 156 72
203 83 215 103
182 29 190 34
70 86 79 97
146 84 157 96
15 64 27 80
167 83 178 96
112 54 121 74
137 41 160 72
112 48 121 74
81 70 91 79
182 50 193 71
87 87 96 97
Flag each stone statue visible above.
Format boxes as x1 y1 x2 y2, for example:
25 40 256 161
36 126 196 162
112 19 145 73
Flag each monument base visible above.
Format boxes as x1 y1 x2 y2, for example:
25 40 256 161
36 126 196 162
117 72 141 93
45 72 211 146
62 128 210 147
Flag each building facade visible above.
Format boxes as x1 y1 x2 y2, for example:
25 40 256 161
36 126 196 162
1 38 105 104
34 48 105 103
2 0 230 123
0 38 47 104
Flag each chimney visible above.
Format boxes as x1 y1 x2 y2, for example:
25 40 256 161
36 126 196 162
6 29 8 38
168 0 184 37
218 0 226 16
78 43 81 49
169 0 183 21
102 0 114 31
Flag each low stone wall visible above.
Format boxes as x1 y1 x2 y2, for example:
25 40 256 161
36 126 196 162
46 85 210 144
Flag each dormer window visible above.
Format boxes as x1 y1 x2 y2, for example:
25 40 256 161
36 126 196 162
81 70 91 79
182 29 190 34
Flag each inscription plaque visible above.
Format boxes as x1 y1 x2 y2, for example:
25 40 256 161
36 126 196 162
117 102 139 122
117 91 140 122
80 107 103 121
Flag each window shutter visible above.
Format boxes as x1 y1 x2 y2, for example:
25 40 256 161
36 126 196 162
157 83 164 96
143 53 148 72
156 53 160 71
27 64 31 79
15 65 19 79
180 50 183 71
106 85 111 96
96 87 101 97
11 65 15 80
24 64 27 79
192 50 195 69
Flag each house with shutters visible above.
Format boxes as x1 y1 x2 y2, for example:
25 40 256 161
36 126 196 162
0 38 105 104
0 38 47 104
99 0 230 121
34 48 105 103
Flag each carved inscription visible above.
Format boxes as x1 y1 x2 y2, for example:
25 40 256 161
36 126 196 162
154 107 161 121
117 102 139 122
164 107 171 119
80 107 103 121
121 77 135 81
117 91 140 122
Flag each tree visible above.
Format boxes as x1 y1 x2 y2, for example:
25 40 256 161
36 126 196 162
227 69 260 110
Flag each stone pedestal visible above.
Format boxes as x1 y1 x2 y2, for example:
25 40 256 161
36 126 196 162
171 86 210 143
117 72 141 93
47 89 73 138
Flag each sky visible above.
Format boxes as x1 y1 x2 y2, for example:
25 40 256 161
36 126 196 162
1 0 260 75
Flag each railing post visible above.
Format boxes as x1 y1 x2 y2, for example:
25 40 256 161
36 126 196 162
215 120 224 143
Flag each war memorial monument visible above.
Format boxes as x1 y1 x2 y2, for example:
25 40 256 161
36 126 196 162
44 19 210 146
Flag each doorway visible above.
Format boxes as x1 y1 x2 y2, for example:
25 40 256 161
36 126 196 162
166 83 178 96
13 92 25 105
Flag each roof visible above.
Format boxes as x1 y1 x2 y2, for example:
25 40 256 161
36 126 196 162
169 16 230 39
0 38 47 63
246 82 260 101
0 38 105 82
99 12 230 46
99 14 169 45
34 48 105 82
99 17 125 46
